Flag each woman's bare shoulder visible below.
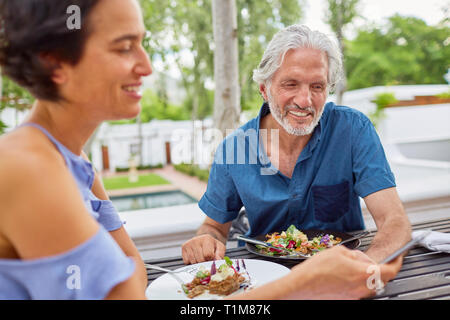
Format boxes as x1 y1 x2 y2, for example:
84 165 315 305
0 126 65 172
0 127 99 259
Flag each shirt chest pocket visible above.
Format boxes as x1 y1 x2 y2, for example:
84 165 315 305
312 181 350 223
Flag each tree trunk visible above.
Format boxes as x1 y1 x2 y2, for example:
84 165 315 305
212 0 240 137
334 9 346 106
336 37 347 106
137 113 143 167
325 0 360 105
191 93 198 164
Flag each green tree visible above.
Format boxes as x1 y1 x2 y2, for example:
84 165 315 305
109 89 190 125
324 0 360 104
140 89 190 122
140 0 303 118
368 92 397 128
345 15 450 90
237 0 303 111
140 0 214 123
0 75 34 134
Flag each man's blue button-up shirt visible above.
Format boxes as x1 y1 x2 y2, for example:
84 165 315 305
198 102 396 238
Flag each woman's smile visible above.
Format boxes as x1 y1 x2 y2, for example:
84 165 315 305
122 83 143 100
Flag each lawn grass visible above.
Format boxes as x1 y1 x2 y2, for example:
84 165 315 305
102 173 170 190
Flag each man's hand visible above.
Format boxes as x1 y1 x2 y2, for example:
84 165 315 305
182 217 231 265
181 234 226 264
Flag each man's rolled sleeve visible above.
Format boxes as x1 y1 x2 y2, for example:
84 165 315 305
354 174 396 198
352 115 396 198
198 155 243 223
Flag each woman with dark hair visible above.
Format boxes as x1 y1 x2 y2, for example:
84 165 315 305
0 0 402 300
0 0 151 299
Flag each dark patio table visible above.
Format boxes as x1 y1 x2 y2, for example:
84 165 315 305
144 218 450 300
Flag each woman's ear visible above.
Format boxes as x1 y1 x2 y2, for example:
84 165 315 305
39 52 67 85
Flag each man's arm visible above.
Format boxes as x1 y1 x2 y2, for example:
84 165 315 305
182 217 232 264
196 216 232 244
363 187 412 263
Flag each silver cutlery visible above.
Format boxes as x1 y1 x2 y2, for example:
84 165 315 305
145 263 194 274
337 230 371 246
145 264 192 294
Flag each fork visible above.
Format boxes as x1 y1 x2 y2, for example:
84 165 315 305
337 230 371 246
145 264 192 294
145 263 194 274
310 230 371 252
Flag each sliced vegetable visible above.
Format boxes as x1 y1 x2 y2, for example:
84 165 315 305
196 270 209 279
286 224 298 235
210 260 217 275
224 256 233 266
200 276 211 285
287 240 296 249
182 284 189 294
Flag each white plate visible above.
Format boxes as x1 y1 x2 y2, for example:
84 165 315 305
145 259 290 300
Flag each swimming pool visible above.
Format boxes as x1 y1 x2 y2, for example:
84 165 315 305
110 190 197 212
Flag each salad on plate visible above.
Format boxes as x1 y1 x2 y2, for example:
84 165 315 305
256 225 342 257
182 257 252 299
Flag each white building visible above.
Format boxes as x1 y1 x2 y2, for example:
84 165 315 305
90 118 215 172
329 84 450 203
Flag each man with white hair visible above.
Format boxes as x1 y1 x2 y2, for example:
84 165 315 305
182 24 411 264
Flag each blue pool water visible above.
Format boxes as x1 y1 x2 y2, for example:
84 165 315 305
110 190 197 212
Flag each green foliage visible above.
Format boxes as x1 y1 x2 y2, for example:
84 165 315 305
0 119 7 134
4 2 447 133
174 162 210 182
236 0 303 111
140 89 190 122
140 0 303 116
346 15 450 90
108 89 190 125
115 163 164 173
373 92 398 108
435 90 450 99
1 75 34 111
325 0 360 36
368 92 397 128
0 75 34 134
140 0 214 121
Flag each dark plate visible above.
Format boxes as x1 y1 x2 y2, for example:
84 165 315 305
245 229 362 260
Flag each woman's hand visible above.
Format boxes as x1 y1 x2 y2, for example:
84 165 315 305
230 245 403 300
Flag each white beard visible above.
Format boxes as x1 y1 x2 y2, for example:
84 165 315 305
267 91 324 136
